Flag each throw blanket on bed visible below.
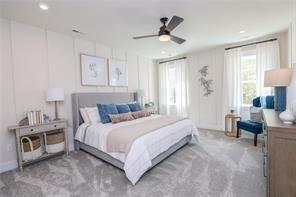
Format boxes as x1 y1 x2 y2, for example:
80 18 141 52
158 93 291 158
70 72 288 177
107 116 187 155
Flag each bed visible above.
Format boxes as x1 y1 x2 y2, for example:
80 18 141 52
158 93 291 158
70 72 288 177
72 92 199 185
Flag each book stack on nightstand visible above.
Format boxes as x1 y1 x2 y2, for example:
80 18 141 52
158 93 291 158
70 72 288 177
8 119 68 171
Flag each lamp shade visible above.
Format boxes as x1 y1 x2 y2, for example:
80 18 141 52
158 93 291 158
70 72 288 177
137 89 146 97
264 68 293 87
46 88 64 102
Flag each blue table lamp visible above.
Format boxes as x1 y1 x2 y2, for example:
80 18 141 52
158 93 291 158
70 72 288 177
264 68 293 111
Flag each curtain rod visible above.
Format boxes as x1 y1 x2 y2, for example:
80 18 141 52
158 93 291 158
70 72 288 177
159 57 187 64
225 38 277 51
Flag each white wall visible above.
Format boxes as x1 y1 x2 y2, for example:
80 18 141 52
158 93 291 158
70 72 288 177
170 32 289 131
287 16 296 111
0 18 158 173
186 48 224 130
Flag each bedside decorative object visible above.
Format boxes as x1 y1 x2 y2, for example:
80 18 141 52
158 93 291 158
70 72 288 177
81 54 107 86
144 101 154 108
46 88 64 120
144 102 158 114
225 113 241 137
108 59 128 86
18 117 29 126
27 110 43 125
20 136 43 161
8 119 68 171
264 68 293 111
45 131 65 154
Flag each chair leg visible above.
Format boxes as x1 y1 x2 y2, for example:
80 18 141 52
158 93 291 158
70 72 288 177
254 134 258 146
236 128 240 138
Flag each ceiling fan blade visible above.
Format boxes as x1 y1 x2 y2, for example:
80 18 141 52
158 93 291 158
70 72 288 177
170 35 186 44
165 16 184 32
133 35 158 39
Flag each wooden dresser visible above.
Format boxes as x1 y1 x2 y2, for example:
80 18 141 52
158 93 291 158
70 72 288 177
263 109 296 197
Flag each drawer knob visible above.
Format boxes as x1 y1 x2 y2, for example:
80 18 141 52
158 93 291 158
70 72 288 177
30 129 34 131
54 125 57 127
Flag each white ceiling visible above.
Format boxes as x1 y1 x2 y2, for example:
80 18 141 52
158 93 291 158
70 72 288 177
0 0 295 59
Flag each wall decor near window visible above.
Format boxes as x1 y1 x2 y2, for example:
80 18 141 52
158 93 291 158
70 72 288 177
81 54 107 86
198 65 213 96
108 59 128 86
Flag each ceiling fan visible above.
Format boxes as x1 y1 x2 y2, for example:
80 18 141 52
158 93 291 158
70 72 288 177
133 16 186 44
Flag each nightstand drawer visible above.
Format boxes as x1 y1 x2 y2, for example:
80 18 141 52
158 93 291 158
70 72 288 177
19 126 42 136
44 122 65 131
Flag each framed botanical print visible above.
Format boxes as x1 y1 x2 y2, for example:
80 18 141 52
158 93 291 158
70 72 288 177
108 59 128 86
80 54 107 86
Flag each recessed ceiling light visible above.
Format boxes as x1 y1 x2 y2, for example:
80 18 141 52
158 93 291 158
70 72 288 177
161 51 166 54
39 3 49 10
239 30 245 34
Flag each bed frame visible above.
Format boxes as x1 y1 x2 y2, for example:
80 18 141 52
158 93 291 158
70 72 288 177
72 92 192 170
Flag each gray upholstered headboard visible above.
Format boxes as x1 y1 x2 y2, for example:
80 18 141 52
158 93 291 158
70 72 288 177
72 92 137 137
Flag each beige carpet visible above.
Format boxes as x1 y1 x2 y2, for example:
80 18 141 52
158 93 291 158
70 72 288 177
0 129 265 197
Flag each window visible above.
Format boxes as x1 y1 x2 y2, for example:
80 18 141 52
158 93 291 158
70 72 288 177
241 50 273 106
168 65 176 105
241 53 257 106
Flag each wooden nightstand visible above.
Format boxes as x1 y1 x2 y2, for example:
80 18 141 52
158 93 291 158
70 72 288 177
8 119 68 171
225 114 241 137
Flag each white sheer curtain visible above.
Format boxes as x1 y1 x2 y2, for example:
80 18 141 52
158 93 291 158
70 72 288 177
159 62 169 115
223 40 280 120
256 40 280 95
223 48 242 116
159 59 189 117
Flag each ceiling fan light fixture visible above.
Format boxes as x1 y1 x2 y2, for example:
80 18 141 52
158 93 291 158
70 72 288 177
38 2 49 10
159 34 170 42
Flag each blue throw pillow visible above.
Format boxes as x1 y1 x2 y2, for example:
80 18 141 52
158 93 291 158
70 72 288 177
116 104 131 114
97 104 119 123
265 96 274 109
127 102 142 112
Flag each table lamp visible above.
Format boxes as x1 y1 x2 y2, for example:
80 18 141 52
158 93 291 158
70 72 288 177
264 68 293 111
46 88 64 120
136 89 146 106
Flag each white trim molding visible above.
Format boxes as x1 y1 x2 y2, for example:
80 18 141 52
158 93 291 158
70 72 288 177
0 160 18 173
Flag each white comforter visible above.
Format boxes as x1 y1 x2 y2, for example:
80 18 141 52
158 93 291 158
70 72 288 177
75 115 199 185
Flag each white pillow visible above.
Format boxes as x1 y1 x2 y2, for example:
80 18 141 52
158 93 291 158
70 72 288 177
80 108 90 123
85 107 101 123
250 106 263 123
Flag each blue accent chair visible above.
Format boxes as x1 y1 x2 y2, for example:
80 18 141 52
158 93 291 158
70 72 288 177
236 96 274 146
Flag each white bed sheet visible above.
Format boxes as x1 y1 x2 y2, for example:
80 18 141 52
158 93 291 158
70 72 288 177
75 115 199 184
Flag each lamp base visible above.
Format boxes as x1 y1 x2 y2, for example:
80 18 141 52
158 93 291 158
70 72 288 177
279 109 295 124
54 101 60 120
274 86 286 111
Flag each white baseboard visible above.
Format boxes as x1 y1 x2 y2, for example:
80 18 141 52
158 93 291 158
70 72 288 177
196 124 223 131
0 160 17 173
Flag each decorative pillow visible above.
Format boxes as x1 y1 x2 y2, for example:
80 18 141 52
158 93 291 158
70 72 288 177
131 108 151 119
127 102 142 112
97 104 119 124
109 112 134 124
116 104 131 114
85 107 101 123
250 106 263 123
80 108 90 123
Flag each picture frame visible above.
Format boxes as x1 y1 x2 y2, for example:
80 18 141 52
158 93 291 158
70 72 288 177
80 54 107 86
108 59 128 86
